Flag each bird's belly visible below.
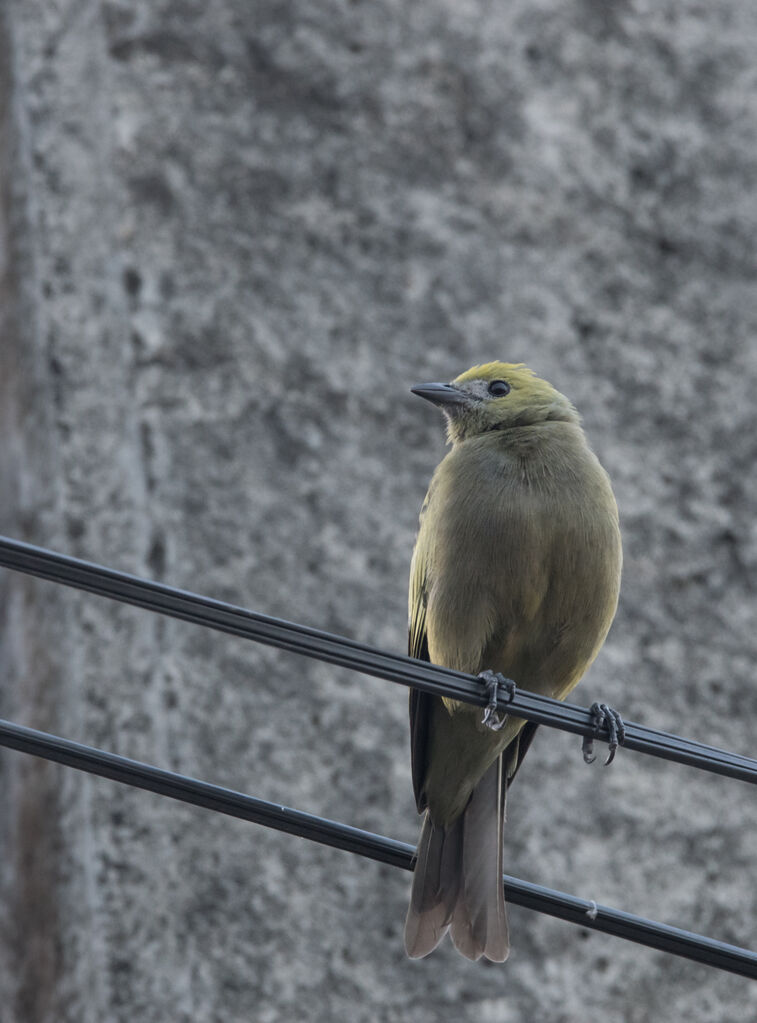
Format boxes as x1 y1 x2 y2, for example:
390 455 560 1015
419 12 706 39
426 499 619 693
423 697 518 825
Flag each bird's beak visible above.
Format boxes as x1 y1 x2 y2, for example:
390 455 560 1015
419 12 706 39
411 382 469 408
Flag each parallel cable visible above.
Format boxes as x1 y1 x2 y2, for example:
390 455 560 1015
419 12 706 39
1 535 756 784
0 716 754 979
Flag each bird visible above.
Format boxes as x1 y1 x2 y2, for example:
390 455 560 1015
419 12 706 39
404 361 622 962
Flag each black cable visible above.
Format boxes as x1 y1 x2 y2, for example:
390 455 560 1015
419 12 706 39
0 716 754 979
1 535 756 784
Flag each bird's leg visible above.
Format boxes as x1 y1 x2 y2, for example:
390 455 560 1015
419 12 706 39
582 702 626 766
479 670 516 731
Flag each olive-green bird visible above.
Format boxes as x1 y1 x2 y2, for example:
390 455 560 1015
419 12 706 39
405 361 622 962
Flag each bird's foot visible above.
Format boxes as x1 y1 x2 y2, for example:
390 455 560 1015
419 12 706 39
582 702 626 766
479 670 516 732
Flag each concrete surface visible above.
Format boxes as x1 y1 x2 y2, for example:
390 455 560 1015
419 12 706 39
1 0 756 1019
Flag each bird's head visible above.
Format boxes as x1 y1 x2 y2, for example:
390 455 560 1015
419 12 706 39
411 362 579 443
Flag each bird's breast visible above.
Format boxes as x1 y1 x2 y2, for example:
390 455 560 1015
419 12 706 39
417 428 621 692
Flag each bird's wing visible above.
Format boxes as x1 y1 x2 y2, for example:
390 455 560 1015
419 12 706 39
408 512 432 813
504 720 539 785
408 667 431 812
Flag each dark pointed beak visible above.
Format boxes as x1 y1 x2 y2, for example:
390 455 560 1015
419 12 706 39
410 382 468 408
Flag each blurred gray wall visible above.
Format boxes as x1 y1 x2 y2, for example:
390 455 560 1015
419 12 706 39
1 1 757 1020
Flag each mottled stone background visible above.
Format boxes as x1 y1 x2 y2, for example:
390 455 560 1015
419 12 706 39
1 1 756 1020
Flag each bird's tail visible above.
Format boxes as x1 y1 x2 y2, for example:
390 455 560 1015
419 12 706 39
404 755 509 962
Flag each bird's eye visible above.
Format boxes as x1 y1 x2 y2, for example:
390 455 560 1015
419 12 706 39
487 380 510 397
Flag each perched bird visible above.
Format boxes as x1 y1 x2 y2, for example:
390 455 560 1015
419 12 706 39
405 362 622 962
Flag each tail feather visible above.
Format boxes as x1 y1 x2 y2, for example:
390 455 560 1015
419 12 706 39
404 812 462 957
404 756 509 962
452 755 509 961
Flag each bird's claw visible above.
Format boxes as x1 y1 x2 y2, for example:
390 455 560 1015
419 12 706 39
582 702 626 766
479 670 516 731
